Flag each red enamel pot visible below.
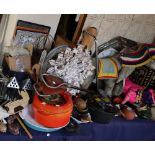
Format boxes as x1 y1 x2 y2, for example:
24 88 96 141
32 91 73 128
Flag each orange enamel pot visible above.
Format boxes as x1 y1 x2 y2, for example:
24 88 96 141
32 92 73 128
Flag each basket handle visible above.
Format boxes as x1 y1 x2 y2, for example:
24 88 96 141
33 83 51 97
41 73 67 89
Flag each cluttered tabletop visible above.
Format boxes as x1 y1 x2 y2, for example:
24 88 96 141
1 25 155 141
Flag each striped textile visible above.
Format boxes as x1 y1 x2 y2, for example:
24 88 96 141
120 44 155 67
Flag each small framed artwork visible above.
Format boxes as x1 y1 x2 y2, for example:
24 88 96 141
14 20 51 50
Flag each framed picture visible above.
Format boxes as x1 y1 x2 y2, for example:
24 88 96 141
14 20 51 50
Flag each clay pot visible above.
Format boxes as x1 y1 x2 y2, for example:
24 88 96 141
121 108 135 120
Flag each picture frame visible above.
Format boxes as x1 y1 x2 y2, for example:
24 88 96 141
14 20 51 50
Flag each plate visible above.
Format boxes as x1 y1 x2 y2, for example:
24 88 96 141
71 117 83 124
19 104 66 132
71 113 92 124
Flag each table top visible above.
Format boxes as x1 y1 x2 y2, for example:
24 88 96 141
1 117 155 141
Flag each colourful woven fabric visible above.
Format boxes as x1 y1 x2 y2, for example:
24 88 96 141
120 44 155 67
98 58 118 79
129 65 155 88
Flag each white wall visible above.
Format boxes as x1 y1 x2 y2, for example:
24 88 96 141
3 14 61 46
83 14 155 45
0 15 9 50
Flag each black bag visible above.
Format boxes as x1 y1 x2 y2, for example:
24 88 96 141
87 94 116 124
